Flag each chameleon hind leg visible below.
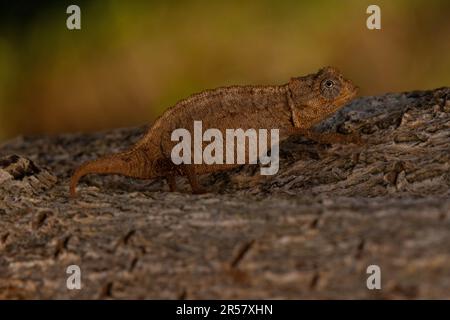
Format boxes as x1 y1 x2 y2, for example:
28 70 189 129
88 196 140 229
182 165 207 194
166 176 177 192
158 158 179 192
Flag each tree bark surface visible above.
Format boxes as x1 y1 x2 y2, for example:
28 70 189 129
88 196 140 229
0 87 449 299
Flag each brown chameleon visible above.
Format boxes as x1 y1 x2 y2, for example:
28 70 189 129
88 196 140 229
70 66 359 197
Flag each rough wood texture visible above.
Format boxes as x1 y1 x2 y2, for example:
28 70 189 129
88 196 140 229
0 87 449 299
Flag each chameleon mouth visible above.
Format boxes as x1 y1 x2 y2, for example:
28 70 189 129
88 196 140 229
335 89 358 107
340 84 359 104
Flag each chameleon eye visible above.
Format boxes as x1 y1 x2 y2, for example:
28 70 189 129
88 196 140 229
324 79 334 88
320 78 341 99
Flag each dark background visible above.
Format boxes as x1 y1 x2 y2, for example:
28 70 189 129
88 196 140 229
0 0 449 141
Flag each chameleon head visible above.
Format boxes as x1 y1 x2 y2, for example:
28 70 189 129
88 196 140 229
288 66 359 128
314 66 358 106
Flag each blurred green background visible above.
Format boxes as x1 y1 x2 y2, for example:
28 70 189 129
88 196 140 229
0 0 449 142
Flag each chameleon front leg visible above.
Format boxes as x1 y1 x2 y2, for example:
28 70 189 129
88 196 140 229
287 128 363 145
182 165 207 194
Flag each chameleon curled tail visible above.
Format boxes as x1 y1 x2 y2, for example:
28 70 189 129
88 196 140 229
70 144 207 197
69 150 143 198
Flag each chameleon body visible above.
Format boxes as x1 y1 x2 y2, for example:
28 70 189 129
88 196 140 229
70 67 358 196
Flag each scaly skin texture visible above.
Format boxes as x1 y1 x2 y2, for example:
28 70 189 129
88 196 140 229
70 66 359 196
